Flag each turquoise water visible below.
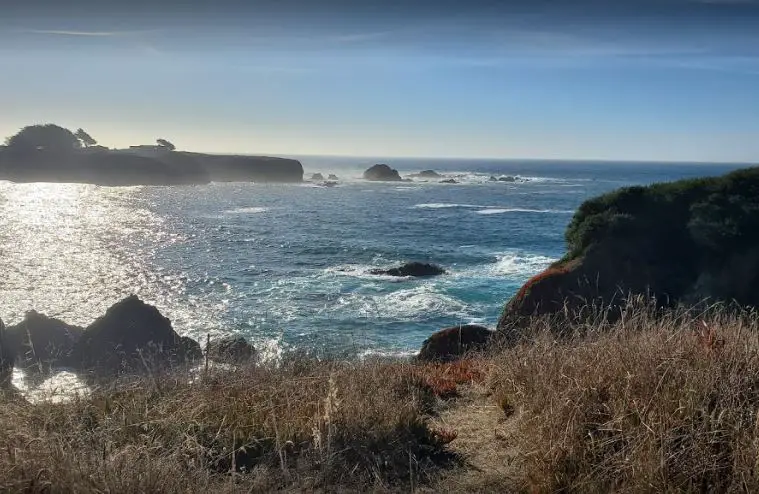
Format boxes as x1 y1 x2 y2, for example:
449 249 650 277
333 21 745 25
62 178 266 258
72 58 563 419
0 158 745 360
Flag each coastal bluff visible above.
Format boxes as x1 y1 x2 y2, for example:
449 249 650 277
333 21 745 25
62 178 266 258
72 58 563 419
0 124 303 185
498 166 759 330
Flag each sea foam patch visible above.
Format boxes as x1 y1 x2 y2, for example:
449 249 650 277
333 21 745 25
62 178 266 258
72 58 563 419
413 203 483 209
475 208 574 215
225 206 269 214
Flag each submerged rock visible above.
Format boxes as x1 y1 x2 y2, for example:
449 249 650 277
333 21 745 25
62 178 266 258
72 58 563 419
370 262 446 277
5 311 84 370
71 295 196 374
489 176 498 182
418 325 494 362
439 178 458 184
363 164 402 181
497 176 516 182
207 336 256 364
310 172 325 181
328 174 339 181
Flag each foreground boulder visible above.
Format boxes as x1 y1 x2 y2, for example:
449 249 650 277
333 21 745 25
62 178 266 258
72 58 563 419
0 319 13 386
5 311 83 370
498 166 759 331
207 336 256 364
418 325 493 362
371 262 446 277
71 295 199 374
363 164 402 181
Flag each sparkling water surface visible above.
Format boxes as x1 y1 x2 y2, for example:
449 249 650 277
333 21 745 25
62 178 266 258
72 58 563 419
0 158 745 368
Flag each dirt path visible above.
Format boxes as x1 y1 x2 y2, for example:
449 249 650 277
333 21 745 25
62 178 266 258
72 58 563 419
424 384 522 492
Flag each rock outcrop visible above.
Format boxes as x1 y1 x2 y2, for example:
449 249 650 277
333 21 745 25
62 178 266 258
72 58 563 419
0 125 304 185
410 170 442 179
181 152 303 183
71 295 198 374
5 311 84 369
418 324 493 362
440 179 458 184
498 166 759 332
310 173 325 181
328 174 339 181
0 319 13 386
363 164 402 182
371 262 446 277
207 336 256 364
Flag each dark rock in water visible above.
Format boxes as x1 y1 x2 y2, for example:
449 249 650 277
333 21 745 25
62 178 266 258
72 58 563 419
207 336 256 364
489 176 498 182
310 172 325 181
440 178 458 184
410 170 442 179
70 295 196 374
328 174 339 181
498 166 759 335
498 176 516 182
363 164 402 181
5 311 84 370
322 181 338 187
370 262 446 277
418 325 493 362
0 319 14 386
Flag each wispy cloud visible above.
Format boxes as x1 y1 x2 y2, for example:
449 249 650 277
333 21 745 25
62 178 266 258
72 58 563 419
21 29 119 37
328 31 392 44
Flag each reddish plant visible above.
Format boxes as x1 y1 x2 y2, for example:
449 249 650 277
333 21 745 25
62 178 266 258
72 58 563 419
413 359 485 398
514 264 572 304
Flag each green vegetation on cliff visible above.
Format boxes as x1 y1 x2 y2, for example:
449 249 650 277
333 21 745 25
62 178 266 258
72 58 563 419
565 167 759 266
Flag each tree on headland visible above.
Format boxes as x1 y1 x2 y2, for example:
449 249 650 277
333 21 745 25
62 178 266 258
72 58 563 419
75 128 98 148
4 124 81 155
156 138 176 151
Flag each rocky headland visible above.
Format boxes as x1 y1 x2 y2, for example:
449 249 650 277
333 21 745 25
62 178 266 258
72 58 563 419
0 124 303 185
498 165 759 332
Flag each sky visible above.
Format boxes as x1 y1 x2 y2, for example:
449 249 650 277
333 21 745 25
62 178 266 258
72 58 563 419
1 0 759 162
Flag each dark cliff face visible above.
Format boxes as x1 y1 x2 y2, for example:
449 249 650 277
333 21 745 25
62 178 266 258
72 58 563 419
0 148 303 185
499 166 759 330
183 153 303 183
0 148 210 185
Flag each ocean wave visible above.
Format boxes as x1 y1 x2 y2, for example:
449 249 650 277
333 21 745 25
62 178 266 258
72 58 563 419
485 252 556 277
413 203 483 209
225 206 269 214
475 208 574 215
358 348 418 360
330 284 473 322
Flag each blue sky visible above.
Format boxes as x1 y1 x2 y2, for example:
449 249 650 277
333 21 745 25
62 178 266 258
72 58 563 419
1 1 759 162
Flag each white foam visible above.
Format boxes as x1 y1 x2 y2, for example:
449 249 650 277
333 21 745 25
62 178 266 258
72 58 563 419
475 208 574 215
486 253 556 277
413 203 483 209
225 207 269 214
358 348 418 360
13 369 90 404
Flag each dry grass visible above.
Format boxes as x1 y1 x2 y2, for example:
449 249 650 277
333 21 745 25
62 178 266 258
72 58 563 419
489 302 759 493
0 359 459 493
6 302 759 493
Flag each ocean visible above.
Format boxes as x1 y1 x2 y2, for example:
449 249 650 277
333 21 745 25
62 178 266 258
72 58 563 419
0 157 747 363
